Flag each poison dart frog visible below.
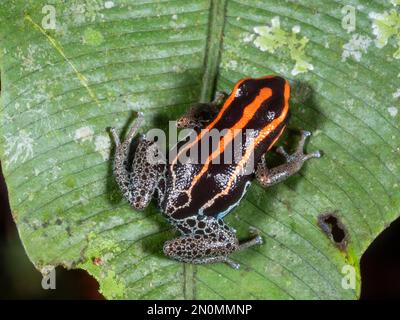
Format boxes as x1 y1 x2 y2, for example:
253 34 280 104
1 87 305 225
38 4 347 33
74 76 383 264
110 76 321 269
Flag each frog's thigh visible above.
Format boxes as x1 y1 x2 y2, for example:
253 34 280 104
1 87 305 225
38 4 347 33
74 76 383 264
256 130 321 187
127 138 163 209
112 119 161 210
163 216 264 268
163 217 239 266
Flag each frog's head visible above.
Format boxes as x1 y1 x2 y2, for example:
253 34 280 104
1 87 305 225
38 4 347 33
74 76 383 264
225 76 290 130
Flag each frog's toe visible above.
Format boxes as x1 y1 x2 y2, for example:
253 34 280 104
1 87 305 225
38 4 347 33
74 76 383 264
276 146 290 159
300 129 312 138
314 150 322 157
238 234 264 251
254 235 263 245
225 258 241 270
278 130 322 164
300 149 322 162
109 127 121 146
245 228 263 246
295 129 317 155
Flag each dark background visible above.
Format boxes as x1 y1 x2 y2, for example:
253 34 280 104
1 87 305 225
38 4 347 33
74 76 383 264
1 163 399 299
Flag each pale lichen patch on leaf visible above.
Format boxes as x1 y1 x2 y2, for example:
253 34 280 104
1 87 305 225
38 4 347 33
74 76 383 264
369 8 400 59
4 130 34 169
169 14 187 29
391 0 400 7
388 106 398 117
74 126 94 143
104 1 114 9
66 0 105 24
253 17 314 76
292 25 301 34
16 44 40 72
341 34 372 62
393 88 400 98
67 3 86 25
71 194 90 206
242 32 255 43
37 159 62 181
83 27 105 46
94 135 111 161
222 59 238 71
27 109 52 131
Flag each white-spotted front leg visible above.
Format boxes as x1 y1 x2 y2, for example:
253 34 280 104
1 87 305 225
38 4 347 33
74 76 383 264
256 130 321 187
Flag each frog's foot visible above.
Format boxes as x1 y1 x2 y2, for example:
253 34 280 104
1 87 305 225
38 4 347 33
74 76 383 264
176 91 228 129
256 130 321 187
276 130 321 163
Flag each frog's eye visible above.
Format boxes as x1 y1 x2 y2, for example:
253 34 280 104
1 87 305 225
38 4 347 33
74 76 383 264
233 79 252 98
234 85 245 98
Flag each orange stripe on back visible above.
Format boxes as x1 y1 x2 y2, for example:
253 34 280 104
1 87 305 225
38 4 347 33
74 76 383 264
189 87 273 187
201 79 290 211
171 76 277 166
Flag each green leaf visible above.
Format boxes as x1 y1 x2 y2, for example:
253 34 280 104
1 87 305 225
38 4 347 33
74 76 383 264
1 0 399 299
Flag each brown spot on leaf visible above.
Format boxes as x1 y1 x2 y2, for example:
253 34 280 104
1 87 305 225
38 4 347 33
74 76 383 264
92 257 103 266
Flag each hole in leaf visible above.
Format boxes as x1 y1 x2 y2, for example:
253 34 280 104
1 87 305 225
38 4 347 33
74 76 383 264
318 211 348 251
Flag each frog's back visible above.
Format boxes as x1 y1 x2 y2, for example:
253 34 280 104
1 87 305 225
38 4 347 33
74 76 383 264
162 76 290 220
